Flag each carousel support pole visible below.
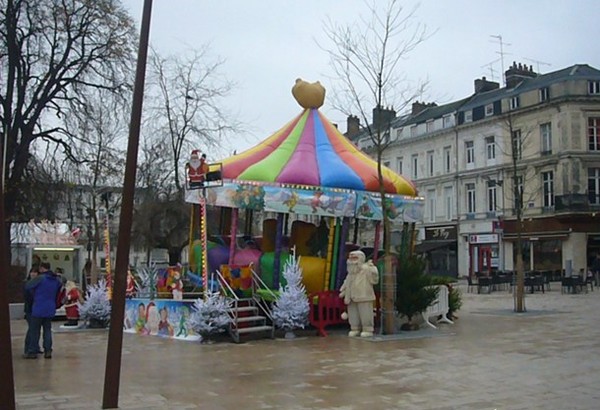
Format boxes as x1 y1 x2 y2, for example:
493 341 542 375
335 217 350 290
352 218 359 245
329 218 341 290
324 217 336 291
188 204 195 271
273 213 284 290
200 196 209 293
284 213 289 236
373 221 382 264
228 208 239 266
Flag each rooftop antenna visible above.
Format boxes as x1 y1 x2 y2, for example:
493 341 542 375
490 35 511 86
481 58 500 82
523 57 551 73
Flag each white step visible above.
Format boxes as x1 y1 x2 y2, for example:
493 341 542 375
230 306 258 313
235 315 266 323
236 325 273 335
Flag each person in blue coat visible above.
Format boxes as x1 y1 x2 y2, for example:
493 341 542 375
24 262 63 359
23 266 41 355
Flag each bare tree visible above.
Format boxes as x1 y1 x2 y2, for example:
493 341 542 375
501 115 538 312
60 87 129 283
0 0 135 243
322 0 428 334
146 46 239 191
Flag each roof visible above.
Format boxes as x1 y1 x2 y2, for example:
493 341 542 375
220 108 418 196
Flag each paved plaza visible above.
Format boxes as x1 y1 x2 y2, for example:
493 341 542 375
10 282 600 409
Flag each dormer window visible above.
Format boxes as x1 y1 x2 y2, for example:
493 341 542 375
589 81 600 95
539 87 549 102
464 110 472 122
485 104 494 116
510 96 520 110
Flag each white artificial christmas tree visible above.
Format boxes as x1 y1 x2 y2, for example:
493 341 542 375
78 279 111 328
136 264 158 298
188 290 232 343
272 257 309 338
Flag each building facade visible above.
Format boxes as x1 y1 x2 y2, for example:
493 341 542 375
353 63 600 277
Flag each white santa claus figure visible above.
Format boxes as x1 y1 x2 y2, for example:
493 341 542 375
339 250 379 337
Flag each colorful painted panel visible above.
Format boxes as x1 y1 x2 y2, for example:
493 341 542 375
355 192 424 224
124 298 200 341
262 186 355 217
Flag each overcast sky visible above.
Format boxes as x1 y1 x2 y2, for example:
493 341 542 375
122 0 600 154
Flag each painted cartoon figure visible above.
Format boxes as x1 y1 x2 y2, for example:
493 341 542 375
339 250 379 338
64 281 83 326
158 307 174 337
176 307 190 338
146 302 160 335
135 303 147 334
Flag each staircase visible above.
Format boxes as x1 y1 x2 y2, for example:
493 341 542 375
215 267 277 343
228 298 274 343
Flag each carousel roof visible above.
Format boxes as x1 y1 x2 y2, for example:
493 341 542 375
221 80 418 196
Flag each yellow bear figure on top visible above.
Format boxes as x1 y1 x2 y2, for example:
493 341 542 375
292 78 326 109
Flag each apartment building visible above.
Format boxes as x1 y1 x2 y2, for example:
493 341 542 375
352 62 600 277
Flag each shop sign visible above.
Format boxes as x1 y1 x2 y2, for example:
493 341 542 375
469 233 498 244
425 226 457 241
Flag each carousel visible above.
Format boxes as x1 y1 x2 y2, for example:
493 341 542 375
123 79 424 341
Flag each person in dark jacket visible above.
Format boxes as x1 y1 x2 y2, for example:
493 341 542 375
24 262 63 359
23 266 40 355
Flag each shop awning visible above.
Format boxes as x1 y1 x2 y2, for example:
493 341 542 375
414 240 455 254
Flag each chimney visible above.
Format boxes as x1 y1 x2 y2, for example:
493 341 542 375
411 101 437 115
345 115 360 139
505 61 538 88
372 105 396 130
474 76 500 93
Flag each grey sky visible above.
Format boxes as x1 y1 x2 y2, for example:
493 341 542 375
123 0 600 153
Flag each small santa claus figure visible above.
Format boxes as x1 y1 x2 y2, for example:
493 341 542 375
126 269 136 298
170 271 184 300
64 280 84 327
187 150 209 189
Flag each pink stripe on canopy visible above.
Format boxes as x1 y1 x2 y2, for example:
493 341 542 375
276 109 320 186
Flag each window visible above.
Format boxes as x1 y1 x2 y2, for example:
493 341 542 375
509 96 520 110
427 189 436 222
485 136 496 161
427 150 434 176
485 104 494 116
410 125 417 138
589 81 600 95
464 110 472 122
444 186 453 220
396 157 403 174
426 120 434 133
466 183 476 214
412 154 418 179
396 128 402 139
539 87 549 102
514 175 523 209
589 168 600 205
443 115 453 128
511 129 522 159
542 171 554 208
589 118 600 151
444 146 451 173
487 180 497 212
465 141 475 165
540 122 552 155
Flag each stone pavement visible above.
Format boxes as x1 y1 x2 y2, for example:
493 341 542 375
10 282 600 410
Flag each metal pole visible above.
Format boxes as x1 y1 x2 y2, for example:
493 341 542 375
102 0 153 407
